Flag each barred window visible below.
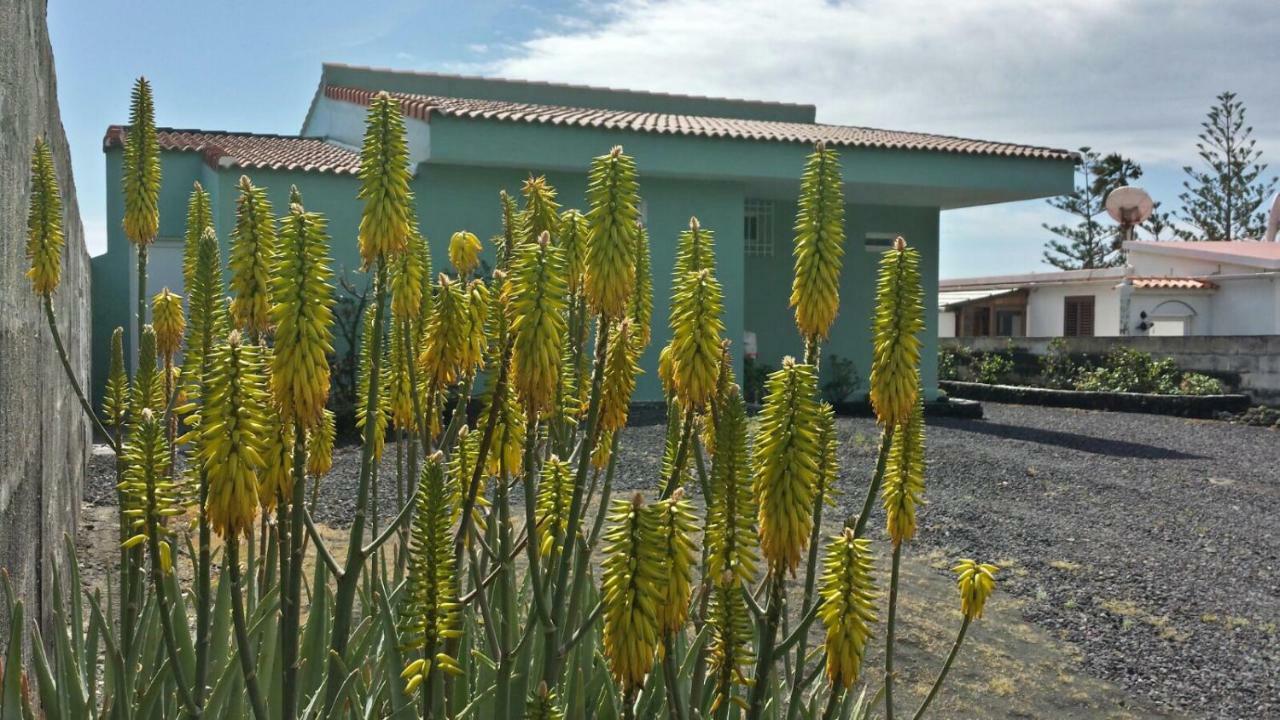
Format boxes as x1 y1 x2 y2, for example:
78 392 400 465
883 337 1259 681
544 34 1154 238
744 199 774 257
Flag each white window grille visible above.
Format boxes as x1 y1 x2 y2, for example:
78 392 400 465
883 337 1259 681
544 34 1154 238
744 199 774 257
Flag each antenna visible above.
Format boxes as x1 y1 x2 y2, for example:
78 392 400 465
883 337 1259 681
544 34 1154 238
1105 186 1155 245
1264 191 1280 243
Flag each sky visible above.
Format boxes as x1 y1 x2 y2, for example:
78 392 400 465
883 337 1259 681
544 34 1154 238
48 0 1280 277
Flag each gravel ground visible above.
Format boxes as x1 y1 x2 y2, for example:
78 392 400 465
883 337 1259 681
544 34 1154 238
87 402 1278 717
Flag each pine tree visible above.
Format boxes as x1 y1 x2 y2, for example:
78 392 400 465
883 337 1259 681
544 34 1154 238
1176 92 1277 241
1142 202 1176 241
1042 148 1142 269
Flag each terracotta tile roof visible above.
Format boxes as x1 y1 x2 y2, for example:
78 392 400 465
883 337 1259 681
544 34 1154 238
103 126 360 175
324 86 1075 161
1129 276 1218 290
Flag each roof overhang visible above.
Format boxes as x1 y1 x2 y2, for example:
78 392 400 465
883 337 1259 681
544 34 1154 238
1124 240 1280 270
938 288 1024 310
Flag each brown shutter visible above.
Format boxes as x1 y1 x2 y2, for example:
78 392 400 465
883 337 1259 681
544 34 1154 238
1064 296 1095 337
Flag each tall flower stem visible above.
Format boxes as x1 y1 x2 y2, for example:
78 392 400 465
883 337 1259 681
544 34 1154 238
42 296 117 449
745 570 786 720
227 538 269 720
885 541 904 720
325 261 388 712
911 616 972 720
281 431 307 720
854 426 895 538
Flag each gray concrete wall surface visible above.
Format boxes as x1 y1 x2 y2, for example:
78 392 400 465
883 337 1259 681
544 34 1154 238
0 0 91 656
944 335 1280 405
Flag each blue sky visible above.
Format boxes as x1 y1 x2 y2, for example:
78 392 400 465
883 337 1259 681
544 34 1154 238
48 0 1279 277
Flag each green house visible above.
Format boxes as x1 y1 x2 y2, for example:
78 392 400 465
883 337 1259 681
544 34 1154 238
92 62 1073 405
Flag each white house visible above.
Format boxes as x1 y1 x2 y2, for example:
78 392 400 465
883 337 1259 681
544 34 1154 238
939 240 1280 338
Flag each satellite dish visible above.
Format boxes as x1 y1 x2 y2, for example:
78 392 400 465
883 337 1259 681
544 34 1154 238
1263 191 1280 243
1105 186 1155 226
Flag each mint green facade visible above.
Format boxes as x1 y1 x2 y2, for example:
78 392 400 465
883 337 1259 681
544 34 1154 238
93 65 1074 405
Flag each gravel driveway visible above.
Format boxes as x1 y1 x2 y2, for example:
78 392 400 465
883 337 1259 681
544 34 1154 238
86 402 1278 717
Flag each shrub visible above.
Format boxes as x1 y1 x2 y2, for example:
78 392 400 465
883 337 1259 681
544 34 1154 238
821 353 861 403
1179 372 1226 396
938 345 970 381
975 349 1015 385
1075 346 1179 394
1039 337 1078 389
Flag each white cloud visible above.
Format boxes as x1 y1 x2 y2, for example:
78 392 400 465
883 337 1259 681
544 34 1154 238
487 0 1279 165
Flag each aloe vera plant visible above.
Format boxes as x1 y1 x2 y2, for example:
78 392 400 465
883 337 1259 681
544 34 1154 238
14 81 1004 720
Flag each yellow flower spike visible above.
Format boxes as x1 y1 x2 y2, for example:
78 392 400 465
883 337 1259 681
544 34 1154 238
151 289 185 361
882 396 925 545
119 408 182 554
306 409 336 478
482 374 524 477
599 320 642 433
507 231 569 415
199 331 269 538
258 412 294 510
446 425 488 529
535 455 574 558
654 488 698 634
521 174 561 243
387 319 416 431
449 230 483 278
271 202 336 430
630 223 654 350
819 528 878 689
869 236 924 427
355 302 389 460
753 357 821 574
790 143 846 342
228 176 276 337
592 428 615 471
357 92 413 267
670 269 725 410
953 559 999 620
25 137 64 296
460 278 490 378
601 493 665 694
525 681 566 720
558 209 589 297
102 327 130 428
390 229 426 322
130 326 165 420
122 77 160 246
496 190 523 270
183 181 212 291
181 227 226 391
674 216 716 277
657 342 677 399
419 275 468 389
707 386 759 585
584 146 640 319
707 571 754 714
399 453 462 698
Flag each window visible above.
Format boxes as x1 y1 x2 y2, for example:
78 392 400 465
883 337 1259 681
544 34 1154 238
995 309 1024 337
1063 296 1095 337
744 199 774 257
865 232 897 252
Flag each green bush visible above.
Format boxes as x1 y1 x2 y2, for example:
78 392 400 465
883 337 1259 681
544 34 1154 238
1038 338 1079 389
1074 346 1179 394
939 345 971 381
975 350 1014 385
1179 372 1226 396
821 353 861 403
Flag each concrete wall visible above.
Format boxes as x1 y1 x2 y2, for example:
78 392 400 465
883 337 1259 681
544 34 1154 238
1 0 90 653
943 335 1280 405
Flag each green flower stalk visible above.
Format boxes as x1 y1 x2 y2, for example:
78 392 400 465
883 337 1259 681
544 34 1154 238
869 237 924 427
180 227 226 404
507 231 569 415
199 331 270 538
535 455 574 558
122 77 160 246
522 174 561 243
819 529 878 689
25 137 64 296
753 357 821 574
391 228 427 322
119 408 182 561
670 269 725 409
630 223 654 349
229 176 276 337
258 411 293 510
152 289 184 361
271 202 337 430
954 560 998 620
882 396 925 545
790 143 846 343
306 408 336 478
183 181 212 291
356 301 390 460
497 190 523 270
449 230 482 278
558 209 589 297
358 91 413 267
674 216 716 277
400 453 463 696
130 326 165 420
102 327 130 428
388 318 416 431
655 489 698 634
599 320 642 433
601 494 665 695
584 146 640 319
707 386 758 584
447 425 488 529
461 278 491 377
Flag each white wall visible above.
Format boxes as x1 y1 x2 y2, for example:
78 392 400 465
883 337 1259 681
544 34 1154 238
938 310 956 338
1128 249 1259 278
1025 281 1121 336
305 95 432 167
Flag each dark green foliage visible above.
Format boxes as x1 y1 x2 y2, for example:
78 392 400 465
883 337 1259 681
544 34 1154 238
821 353 861 403
1042 148 1143 269
1177 92 1277 241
